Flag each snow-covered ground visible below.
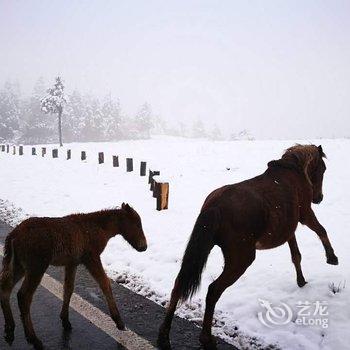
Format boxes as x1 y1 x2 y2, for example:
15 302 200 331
0 137 349 350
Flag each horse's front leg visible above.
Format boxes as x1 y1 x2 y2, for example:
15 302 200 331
288 235 307 287
60 265 77 330
302 210 338 265
83 256 125 330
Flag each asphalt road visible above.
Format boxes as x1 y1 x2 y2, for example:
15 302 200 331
0 220 237 350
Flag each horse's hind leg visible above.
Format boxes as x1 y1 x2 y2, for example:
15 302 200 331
200 245 255 350
60 265 77 330
17 269 46 350
157 278 182 349
0 263 24 343
288 235 307 287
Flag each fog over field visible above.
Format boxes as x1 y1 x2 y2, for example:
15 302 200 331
1 0 349 140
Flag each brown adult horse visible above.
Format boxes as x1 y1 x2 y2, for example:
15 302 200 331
0 203 147 349
158 145 338 350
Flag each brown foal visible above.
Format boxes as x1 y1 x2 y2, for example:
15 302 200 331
0 203 147 349
158 145 338 350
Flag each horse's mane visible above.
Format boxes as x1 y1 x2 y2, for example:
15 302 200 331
268 144 326 185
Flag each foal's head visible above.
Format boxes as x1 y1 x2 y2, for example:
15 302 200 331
284 144 327 204
118 203 148 252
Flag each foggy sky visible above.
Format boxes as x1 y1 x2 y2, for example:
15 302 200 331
0 0 349 139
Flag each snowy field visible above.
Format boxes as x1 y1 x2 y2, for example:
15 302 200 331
0 137 349 350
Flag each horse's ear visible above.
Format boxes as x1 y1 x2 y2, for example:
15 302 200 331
122 203 131 211
318 145 326 158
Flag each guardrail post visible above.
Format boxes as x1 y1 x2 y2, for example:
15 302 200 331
156 182 169 210
42 147 46 157
140 161 146 176
19 145 23 155
32 147 36 155
12 146 16 155
52 149 58 158
67 149 71 160
113 155 119 167
150 170 160 191
98 152 104 164
81 151 86 161
6 144 9 153
126 158 133 172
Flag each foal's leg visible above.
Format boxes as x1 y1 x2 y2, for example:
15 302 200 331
157 278 182 349
60 265 77 330
84 256 125 330
288 235 307 287
303 210 338 265
0 266 24 343
17 269 46 350
200 245 255 350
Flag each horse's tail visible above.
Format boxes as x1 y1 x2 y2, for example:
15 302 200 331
176 207 220 302
0 235 15 283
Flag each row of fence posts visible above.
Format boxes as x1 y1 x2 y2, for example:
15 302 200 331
0 144 169 211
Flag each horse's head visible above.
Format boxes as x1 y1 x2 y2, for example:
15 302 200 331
118 203 147 252
309 145 327 204
283 144 327 204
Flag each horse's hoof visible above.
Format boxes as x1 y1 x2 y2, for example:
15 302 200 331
4 332 15 345
157 335 172 349
27 336 44 350
62 319 72 331
4 325 15 345
297 279 308 288
327 255 339 265
116 322 126 331
199 333 217 350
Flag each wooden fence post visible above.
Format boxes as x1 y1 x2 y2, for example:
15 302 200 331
32 147 36 155
98 152 104 164
148 170 153 184
81 151 86 161
126 158 133 172
19 146 23 155
140 161 147 176
150 170 160 191
12 146 16 155
113 156 119 167
156 182 169 211
67 149 71 160
52 149 58 158
42 147 46 157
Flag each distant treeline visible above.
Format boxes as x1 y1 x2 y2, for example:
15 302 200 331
0 78 252 144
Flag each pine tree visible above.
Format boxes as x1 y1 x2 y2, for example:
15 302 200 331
21 77 55 144
101 94 123 141
63 90 85 142
0 81 20 141
82 95 103 142
41 77 67 146
191 119 206 138
210 124 223 141
135 102 153 139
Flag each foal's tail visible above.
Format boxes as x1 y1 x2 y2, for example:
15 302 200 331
0 235 15 283
176 207 220 302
